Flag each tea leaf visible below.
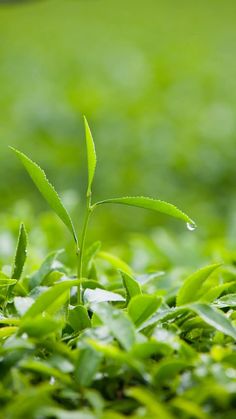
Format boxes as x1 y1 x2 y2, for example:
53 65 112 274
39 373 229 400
68 305 91 332
29 250 64 289
120 270 141 303
23 279 81 318
92 302 136 350
12 223 27 280
19 315 63 338
75 346 102 387
95 196 195 225
128 295 162 327
0 326 18 339
97 251 133 275
84 116 97 196
177 264 221 306
190 303 236 340
127 387 174 419
11 147 77 244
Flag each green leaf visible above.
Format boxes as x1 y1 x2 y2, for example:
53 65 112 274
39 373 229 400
83 241 101 277
131 340 173 359
92 302 136 350
190 303 236 340
215 293 236 308
75 346 102 387
97 251 133 276
95 196 195 226
154 359 188 383
12 223 27 280
23 279 81 319
87 339 143 373
29 250 63 290
0 326 18 339
126 387 174 419
171 397 209 419
84 288 125 304
11 147 77 244
19 315 63 338
20 360 72 385
120 270 141 304
176 264 221 306
84 116 97 196
0 277 17 287
68 305 91 332
128 295 162 328
201 283 232 303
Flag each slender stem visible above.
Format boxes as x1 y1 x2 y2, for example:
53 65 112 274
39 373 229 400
77 194 93 304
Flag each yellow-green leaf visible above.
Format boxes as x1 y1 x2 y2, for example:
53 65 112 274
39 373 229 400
84 116 97 196
177 264 221 306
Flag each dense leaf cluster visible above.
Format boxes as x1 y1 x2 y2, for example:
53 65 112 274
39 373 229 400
1 236 236 418
0 121 235 418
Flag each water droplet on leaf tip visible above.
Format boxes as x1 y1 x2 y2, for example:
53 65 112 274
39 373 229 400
186 222 196 231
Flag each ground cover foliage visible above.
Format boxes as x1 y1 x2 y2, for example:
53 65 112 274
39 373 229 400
0 121 236 419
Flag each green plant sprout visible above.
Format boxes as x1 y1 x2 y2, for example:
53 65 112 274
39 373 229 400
10 116 196 304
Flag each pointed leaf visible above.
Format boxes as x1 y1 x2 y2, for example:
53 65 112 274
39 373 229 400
29 250 63 290
128 295 162 328
126 387 174 419
12 223 27 280
75 346 102 387
190 303 236 340
95 196 195 226
176 264 221 306
97 251 133 275
84 116 97 196
68 305 91 332
19 315 63 338
120 270 141 304
215 293 236 308
23 279 81 319
20 360 72 385
92 302 136 350
11 147 77 244
83 241 101 277
0 326 18 339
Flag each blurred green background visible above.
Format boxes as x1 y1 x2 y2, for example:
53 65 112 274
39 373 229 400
1 0 236 268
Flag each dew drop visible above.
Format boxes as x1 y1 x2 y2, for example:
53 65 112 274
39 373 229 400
186 222 196 231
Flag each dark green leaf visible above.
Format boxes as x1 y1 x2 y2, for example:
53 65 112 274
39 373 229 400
12 223 27 280
75 346 102 387
11 147 77 244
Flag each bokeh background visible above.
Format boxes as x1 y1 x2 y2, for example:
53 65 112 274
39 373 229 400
1 0 236 270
